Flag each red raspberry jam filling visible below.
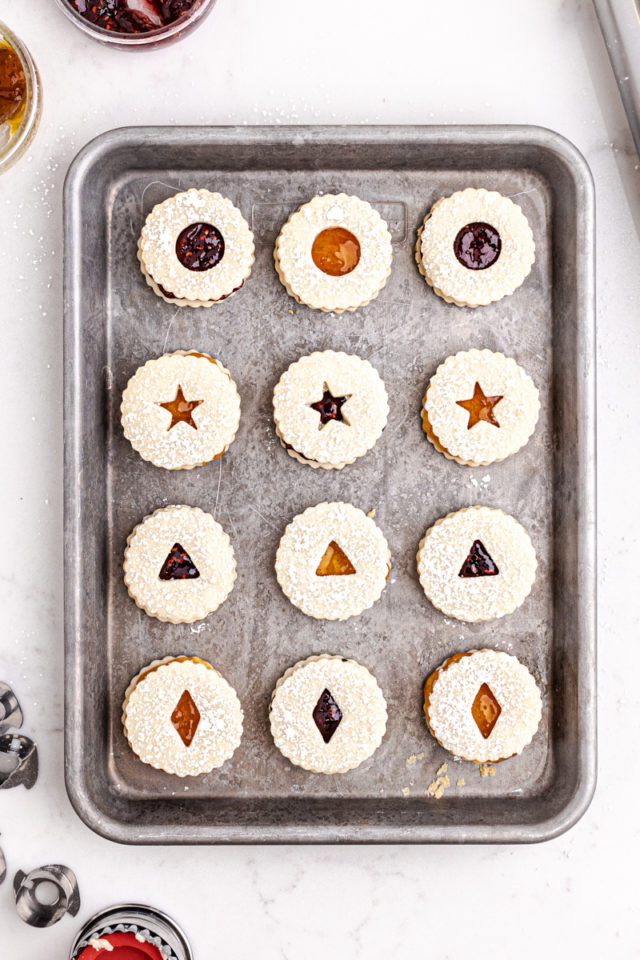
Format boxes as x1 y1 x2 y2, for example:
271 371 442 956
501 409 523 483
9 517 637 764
67 0 198 34
453 221 501 270
175 222 224 271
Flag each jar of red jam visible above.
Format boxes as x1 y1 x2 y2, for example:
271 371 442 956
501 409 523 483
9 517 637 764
54 0 217 49
0 22 41 173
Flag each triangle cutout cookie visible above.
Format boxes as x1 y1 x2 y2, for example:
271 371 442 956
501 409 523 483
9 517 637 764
316 540 356 577
159 542 200 581
458 539 499 578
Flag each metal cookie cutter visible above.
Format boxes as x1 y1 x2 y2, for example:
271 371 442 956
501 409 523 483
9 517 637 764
0 682 23 733
0 733 38 790
13 864 80 928
70 904 193 960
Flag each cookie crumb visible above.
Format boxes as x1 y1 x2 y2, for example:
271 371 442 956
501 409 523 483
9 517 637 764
426 762 450 799
401 786 410 797
288 309 294 314
480 763 496 778
367 508 376 519
406 754 417 765
456 778 466 787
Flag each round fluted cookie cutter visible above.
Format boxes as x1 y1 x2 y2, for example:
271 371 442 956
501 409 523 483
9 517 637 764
70 904 193 960
0 681 24 732
14 864 80 927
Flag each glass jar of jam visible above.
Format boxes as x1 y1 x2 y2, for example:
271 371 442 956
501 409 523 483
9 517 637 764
54 0 217 49
0 22 41 173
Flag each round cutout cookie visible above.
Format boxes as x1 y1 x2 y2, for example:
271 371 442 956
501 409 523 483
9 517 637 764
422 349 540 466
275 502 391 621
269 655 388 774
137 188 254 306
416 506 537 622
122 656 243 777
423 649 542 763
416 188 535 308
273 350 388 470
121 351 241 470
274 193 393 312
124 505 237 623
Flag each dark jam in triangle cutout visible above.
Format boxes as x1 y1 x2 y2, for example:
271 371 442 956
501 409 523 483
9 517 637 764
458 539 499 578
315 541 356 577
159 542 200 581
171 689 201 747
312 689 343 743
471 683 502 739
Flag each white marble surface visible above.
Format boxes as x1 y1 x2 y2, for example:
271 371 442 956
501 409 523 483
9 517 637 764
0 0 637 955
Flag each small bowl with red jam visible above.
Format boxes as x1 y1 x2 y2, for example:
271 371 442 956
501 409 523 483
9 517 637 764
55 0 217 49
0 22 41 173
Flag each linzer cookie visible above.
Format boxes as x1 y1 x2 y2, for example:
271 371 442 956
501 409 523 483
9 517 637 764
416 188 535 307
416 506 537 622
422 349 540 466
273 350 388 470
123 505 236 623
137 188 254 306
275 502 391 621
269 655 387 773
274 193 393 312
122 656 243 777
424 649 542 763
121 351 241 470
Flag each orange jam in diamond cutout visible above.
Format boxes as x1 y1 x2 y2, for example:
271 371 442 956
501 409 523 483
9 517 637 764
311 227 361 276
315 540 356 577
171 689 201 748
471 683 501 739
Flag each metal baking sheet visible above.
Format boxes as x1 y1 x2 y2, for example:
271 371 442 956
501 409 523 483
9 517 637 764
593 0 640 157
63 125 596 844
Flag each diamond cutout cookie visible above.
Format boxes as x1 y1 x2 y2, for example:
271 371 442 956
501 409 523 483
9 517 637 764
316 541 356 577
171 689 201 747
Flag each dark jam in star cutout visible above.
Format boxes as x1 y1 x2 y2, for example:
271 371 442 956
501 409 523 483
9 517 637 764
312 689 343 743
159 543 200 581
175 222 225 271
311 227 361 276
310 384 351 428
158 384 203 431
453 221 501 270
171 689 201 747
471 683 502 739
458 540 499 578
316 541 356 577
456 382 503 429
